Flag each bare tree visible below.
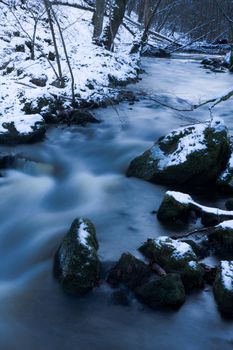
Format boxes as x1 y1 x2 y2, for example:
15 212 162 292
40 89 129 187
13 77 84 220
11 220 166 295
43 0 64 87
130 0 162 54
50 6 76 105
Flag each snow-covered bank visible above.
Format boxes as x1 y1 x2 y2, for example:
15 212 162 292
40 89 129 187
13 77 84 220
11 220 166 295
0 2 139 120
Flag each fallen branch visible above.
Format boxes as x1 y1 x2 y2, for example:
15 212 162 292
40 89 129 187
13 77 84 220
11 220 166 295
171 226 214 240
149 85 233 112
15 82 37 89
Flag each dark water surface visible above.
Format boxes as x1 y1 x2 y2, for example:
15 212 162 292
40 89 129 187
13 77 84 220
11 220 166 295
0 56 232 350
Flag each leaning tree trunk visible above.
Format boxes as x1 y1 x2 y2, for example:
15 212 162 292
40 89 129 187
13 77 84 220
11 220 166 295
101 0 128 51
130 0 162 55
92 0 105 42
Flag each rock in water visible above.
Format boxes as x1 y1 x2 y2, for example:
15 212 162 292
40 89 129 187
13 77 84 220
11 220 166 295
135 274 186 309
214 261 233 317
54 218 101 295
127 117 230 187
0 114 45 144
107 253 151 290
208 220 233 254
157 191 233 225
139 237 204 290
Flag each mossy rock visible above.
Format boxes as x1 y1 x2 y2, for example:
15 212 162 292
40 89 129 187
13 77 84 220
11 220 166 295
139 237 204 290
54 218 101 295
208 222 233 254
127 118 230 187
135 273 186 309
107 253 151 290
157 192 190 222
214 261 233 318
182 239 208 259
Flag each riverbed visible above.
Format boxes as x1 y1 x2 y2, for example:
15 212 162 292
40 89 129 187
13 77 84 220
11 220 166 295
0 55 232 350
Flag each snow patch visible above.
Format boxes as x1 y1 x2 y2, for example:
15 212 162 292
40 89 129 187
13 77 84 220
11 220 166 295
166 190 233 216
0 114 43 134
156 236 196 260
77 219 90 248
220 261 233 291
218 220 233 230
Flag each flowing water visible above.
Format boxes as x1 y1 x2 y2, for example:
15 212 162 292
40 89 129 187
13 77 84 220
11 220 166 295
0 55 233 350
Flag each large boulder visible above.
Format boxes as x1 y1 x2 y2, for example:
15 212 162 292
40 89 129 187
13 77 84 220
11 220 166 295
214 261 233 317
127 118 230 187
107 253 151 290
139 237 204 290
0 114 45 144
54 218 101 295
135 273 186 309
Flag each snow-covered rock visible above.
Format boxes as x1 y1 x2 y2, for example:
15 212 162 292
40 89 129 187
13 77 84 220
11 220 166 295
54 218 101 295
127 118 230 187
139 237 204 290
0 114 45 144
214 261 233 317
208 220 233 254
157 190 233 226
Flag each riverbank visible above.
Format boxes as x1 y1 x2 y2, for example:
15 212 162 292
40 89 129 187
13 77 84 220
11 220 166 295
0 3 140 121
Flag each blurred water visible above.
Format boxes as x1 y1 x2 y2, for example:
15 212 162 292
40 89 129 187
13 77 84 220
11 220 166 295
0 56 232 350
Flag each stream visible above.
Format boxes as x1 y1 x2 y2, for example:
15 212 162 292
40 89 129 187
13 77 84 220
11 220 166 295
0 55 233 350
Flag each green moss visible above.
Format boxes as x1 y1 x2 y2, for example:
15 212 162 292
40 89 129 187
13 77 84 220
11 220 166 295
135 273 186 309
157 193 190 222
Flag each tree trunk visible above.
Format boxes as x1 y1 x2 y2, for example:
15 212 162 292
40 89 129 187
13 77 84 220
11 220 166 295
130 0 162 55
43 0 64 87
93 0 105 42
101 0 128 51
137 0 145 23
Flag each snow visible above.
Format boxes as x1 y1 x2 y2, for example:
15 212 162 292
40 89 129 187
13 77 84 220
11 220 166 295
188 261 199 269
156 236 196 260
0 1 138 118
166 190 233 217
166 191 192 204
151 118 226 170
220 261 233 291
225 52 231 64
219 151 233 182
218 220 233 230
77 219 90 248
0 114 43 134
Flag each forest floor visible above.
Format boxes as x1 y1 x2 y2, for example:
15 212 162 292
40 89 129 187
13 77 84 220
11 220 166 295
0 3 139 120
